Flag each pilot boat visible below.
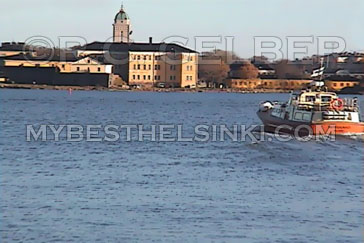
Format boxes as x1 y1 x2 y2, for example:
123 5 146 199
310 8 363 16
257 82 364 136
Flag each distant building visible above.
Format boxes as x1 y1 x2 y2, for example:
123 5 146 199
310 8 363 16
254 64 276 79
226 79 312 90
1 53 113 74
113 5 132 43
0 42 35 57
311 52 364 80
325 80 360 92
250 57 277 79
75 40 198 88
0 53 117 87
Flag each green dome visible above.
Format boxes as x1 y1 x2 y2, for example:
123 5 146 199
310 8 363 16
115 9 129 21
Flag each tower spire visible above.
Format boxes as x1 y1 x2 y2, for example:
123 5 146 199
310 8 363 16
121 2 124 10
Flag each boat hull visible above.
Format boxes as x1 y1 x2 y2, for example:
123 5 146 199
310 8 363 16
257 110 311 136
257 110 364 136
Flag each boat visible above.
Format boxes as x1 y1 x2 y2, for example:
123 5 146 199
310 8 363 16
257 82 364 136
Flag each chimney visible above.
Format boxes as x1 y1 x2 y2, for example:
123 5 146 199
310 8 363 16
149 37 153 44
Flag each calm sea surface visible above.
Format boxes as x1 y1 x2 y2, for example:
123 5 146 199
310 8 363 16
0 89 363 242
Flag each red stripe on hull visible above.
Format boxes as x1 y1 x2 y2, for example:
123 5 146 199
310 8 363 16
311 122 364 135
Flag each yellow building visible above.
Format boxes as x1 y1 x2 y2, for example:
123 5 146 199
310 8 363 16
1 53 113 74
325 80 359 91
226 79 312 90
77 41 198 88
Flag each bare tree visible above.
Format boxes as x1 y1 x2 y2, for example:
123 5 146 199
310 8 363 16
198 50 237 85
230 61 259 79
274 60 306 79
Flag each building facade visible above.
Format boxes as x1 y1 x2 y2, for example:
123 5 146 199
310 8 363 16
0 42 35 57
324 80 360 91
76 41 198 88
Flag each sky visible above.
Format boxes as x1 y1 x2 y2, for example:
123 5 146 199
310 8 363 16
0 0 363 58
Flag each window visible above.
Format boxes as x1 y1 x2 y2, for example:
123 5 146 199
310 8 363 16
305 96 316 102
333 83 337 87
77 67 80 71
62 64 65 68
143 75 146 80
133 75 136 80
149 56 152 60
155 56 161 60
87 59 90 64
137 75 140 80
143 56 147 60
294 112 303 120
97 67 101 72
303 113 311 121
321 96 332 102
137 64 140 70
148 75 151 80
137 55 140 60
133 64 136 69
170 65 176 70
148 64 151 70
144 65 146 70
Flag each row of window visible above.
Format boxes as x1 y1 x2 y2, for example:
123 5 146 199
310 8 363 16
131 55 195 62
132 75 161 81
133 64 164 70
232 81 307 86
131 55 162 61
186 65 193 71
186 56 194 62
76 67 101 72
131 75 193 81
332 82 354 87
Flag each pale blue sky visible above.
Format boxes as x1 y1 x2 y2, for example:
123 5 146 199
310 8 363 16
1 0 363 57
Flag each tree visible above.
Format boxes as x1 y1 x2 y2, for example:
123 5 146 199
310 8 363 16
274 60 306 79
198 59 229 85
230 61 259 79
198 50 237 85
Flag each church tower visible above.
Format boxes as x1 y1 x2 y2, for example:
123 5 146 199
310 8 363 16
113 5 131 43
